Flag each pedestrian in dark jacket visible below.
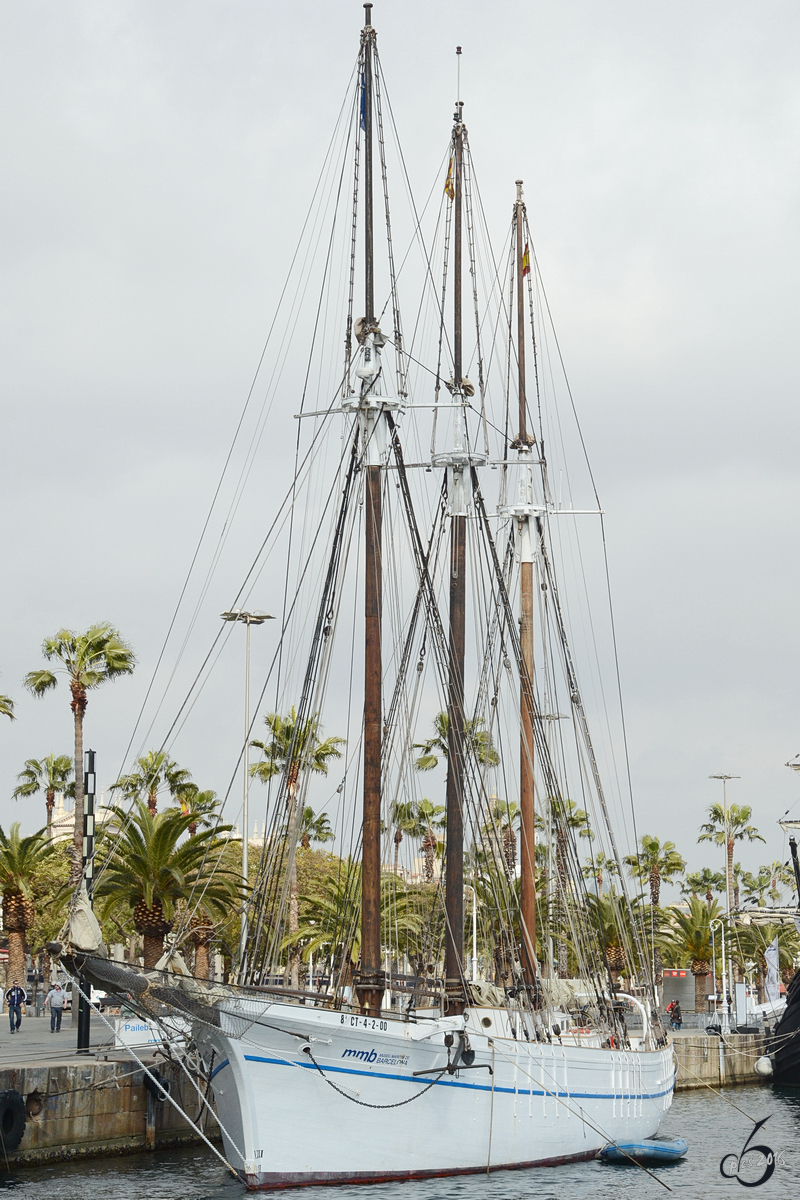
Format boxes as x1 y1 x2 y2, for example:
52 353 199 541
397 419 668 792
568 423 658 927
5 981 25 1033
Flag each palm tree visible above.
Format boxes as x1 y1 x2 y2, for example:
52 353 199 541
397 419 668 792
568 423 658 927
0 675 14 720
95 802 241 969
681 867 726 909
112 750 192 816
292 863 423 989
483 799 521 879
413 710 499 772
731 861 746 909
729 920 800 1001
535 796 593 976
389 799 446 880
25 624 136 880
698 803 764 911
250 707 345 988
623 835 685 907
741 866 772 908
299 807 335 850
417 799 446 882
662 896 721 1012
0 823 56 983
12 754 74 836
582 850 619 896
584 892 630 985
175 786 219 838
390 800 421 873
767 860 795 906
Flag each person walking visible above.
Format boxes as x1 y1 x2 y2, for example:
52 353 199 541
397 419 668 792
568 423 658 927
5 980 25 1034
45 982 65 1032
672 1001 682 1031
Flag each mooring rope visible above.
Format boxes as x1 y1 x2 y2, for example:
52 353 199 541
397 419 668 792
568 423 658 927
302 1044 447 1109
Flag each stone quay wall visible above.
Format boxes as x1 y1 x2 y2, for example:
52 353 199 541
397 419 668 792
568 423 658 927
0 1058 218 1166
673 1032 768 1091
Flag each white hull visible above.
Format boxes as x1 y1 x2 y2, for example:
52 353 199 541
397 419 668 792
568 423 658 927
196 999 675 1188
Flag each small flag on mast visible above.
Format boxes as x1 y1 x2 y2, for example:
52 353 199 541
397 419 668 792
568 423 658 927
444 155 454 201
522 242 530 277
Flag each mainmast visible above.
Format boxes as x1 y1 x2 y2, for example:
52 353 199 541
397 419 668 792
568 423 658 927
512 181 537 987
356 2 385 1017
431 66 488 1014
444 94 466 1015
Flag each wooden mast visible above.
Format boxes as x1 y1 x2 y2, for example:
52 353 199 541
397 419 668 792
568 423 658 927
514 180 537 986
357 1 385 1017
444 96 466 1015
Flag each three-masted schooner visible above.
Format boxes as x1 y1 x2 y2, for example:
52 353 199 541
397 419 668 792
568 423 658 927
59 5 675 1187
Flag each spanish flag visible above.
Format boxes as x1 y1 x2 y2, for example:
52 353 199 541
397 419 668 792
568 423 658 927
444 155 454 201
522 242 530 277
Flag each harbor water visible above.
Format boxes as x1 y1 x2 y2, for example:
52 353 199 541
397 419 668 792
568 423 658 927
0 1085 795 1198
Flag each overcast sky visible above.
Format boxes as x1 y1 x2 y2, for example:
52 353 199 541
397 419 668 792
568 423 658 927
2 0 800 893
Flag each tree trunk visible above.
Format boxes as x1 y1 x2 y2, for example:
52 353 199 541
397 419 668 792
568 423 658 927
142 932 165 969
726 838 734 911
148 787 157 817
194 941 210 980
502 827 516 878
43 954 51 993
422 830 436 882
693 967 709 1013
393 829 402 874
46 788 55 838
6 933 26 989
70 684 87 885
650 865 660 908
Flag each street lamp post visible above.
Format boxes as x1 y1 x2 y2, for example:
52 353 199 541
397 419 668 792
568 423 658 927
222 609 274 968
709 772 739 1016
710 917 728 1032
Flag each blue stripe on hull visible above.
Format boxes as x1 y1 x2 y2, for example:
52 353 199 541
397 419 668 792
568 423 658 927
208 1051 673 1102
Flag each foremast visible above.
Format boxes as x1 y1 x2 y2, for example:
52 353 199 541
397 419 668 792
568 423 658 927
348 3 397 1016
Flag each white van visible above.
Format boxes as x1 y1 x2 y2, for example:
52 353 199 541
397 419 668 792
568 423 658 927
61 982 108 1012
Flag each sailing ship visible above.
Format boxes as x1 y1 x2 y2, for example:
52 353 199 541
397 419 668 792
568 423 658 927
59 5 676 1187
743 826 800 1087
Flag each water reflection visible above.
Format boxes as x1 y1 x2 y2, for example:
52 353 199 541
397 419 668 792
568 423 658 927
0 1086 796 1198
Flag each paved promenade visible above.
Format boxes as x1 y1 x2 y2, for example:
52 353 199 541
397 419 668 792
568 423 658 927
0 1013 114 1067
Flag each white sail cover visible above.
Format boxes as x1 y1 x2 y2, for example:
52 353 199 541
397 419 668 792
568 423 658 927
67 881 103 953
765 936 780 1003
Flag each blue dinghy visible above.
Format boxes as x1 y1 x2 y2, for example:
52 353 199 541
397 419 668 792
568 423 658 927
599 1137 688 1164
